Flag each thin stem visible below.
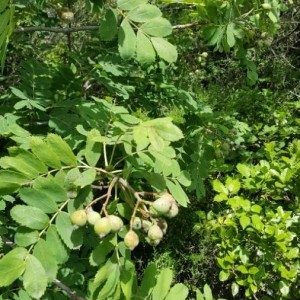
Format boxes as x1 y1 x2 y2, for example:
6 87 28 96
85 193 107 211
14 26 99 33
52 279 85 300
103 142 108 167
100 176 119 216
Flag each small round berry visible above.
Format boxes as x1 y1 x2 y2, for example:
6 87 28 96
94 217 112 238
70 210 87 226
124 230 139 250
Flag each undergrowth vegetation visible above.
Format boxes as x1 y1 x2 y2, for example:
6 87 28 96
0 0 299 299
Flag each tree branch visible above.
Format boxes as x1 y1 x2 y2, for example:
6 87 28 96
14 26 99 33
13 22 204 34
52 279 86 300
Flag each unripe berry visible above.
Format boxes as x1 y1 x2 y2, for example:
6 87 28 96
124 230 139 250
142 219 152 232
262 3 272 10
156 218 168 234
166 202 179 218
60 11 74 22
70 210 87 226
152 193 173 215
145 236 161 246
108 215 123 232
94 217 112 238
148 224 163 241
87 211 101 225
132 217 142 230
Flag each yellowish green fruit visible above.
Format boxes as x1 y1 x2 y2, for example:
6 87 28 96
70 210 87 226
152 193 173 215
94 217 112 238
148 224 163 240
124 230 139 250
108 215 123 232
166 202 179 218
60 11 74 22
145 236 161 246
87 211 101 225
156 218 168 234
132 217 142 230
142 220 152 232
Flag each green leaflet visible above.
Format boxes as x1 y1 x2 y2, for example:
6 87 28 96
33 239 58 282
74 168 97 187
239 215 251 230
23 254 48 299
151 268 173 300
165 283 189 300
203 284 213 300
226 22 236 47
0 0 8 13
15 227 39 247
0 247 27 287
30 136 62 169
127 4 162 23
46 134 77 166
137 263 157 298
166 179 189 207
33 176 67 203
120 260 136 300
117 0 147 10
89 235 115 266
0 170 30 195
140 17 172 37
19 187 59 214
150 37 178 63
118 18 136 60
136 30 156 65
0 150 47 178
55 211 83 249
100 8 118 41
96 264 120 299
85 129 102 167
133 125 150 151
10 205 49 230
46 225 69 264
148 127 165 151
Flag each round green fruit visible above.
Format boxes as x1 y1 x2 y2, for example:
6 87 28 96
148 224 163 241
60 11 74 22
132 217 142 230
108 215 123 232
87 211 101 225
70 210 87 226
94 217 112 238
166 203 179 218
156 218 168 234
152 193 173 215
124 230 139 250
145 236 161 246
141 220 152 232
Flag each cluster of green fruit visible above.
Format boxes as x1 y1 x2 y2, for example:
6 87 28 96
70 193 178 251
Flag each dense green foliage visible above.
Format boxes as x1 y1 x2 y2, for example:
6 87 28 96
0 0 299 299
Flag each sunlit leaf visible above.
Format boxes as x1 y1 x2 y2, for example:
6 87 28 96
23 254 48 299
118 18 136 60
11 205 49 230
0 247 27 287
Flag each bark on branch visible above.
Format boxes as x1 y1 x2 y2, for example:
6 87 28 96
14 26 99 33
13 22 203 34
